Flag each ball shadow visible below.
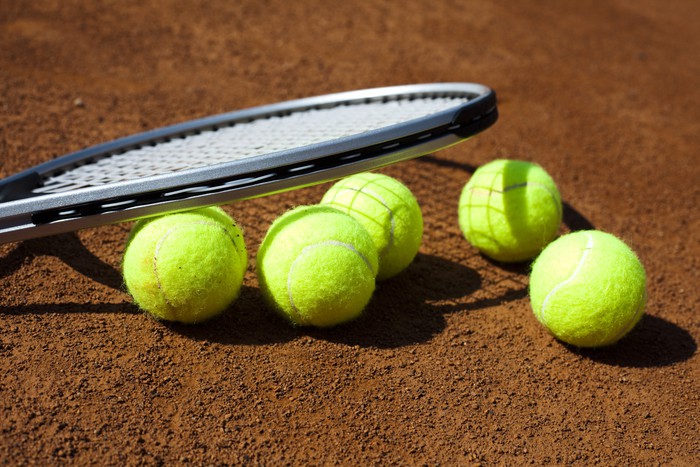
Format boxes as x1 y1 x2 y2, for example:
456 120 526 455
169 254 484 348
157 285 297 346
566 314 696 367
166 253 532 349
562 201 595 231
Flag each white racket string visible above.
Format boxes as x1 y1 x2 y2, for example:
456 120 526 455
34 97 471 194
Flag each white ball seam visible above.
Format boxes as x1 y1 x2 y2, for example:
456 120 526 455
538 231 594 325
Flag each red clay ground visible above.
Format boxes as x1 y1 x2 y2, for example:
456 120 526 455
1 0 698 464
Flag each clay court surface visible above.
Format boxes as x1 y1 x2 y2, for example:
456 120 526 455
1 1 698 464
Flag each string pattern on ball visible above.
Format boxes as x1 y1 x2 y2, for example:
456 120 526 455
464 181 562 242
328 185 396 259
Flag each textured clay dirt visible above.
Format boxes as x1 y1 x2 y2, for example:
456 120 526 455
1 0 699 465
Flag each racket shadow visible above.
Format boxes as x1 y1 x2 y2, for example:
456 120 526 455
0 232 124 291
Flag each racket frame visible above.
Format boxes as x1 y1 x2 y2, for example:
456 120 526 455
0 83 497 243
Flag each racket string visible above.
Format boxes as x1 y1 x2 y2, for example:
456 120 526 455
33 96 475 194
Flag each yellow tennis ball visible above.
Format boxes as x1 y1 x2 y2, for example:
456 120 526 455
530 230 647 347
320 172 423 280
123 206 247 324
257 205 379 327
458 159 562 262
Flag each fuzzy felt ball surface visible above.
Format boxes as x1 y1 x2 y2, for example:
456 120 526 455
529 230 646 347
257 205 378 327
123 207 247 324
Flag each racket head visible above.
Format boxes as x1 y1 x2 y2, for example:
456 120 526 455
0 83 497 243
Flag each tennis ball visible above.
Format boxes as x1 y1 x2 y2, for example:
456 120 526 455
257 205 379 327
320 172 423 280
123 206 247 324
530 230 647 347
458 159 562 262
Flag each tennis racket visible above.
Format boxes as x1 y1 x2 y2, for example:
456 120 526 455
0 83 497 244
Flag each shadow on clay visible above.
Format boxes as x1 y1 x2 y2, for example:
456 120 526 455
418 156 699 366
161 285 298 346
0 232 123 291
307 253 482 348
0 155 596 347
1 237 486 348
167 253 484 348
568 314 697 368
0 302 137 315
